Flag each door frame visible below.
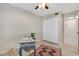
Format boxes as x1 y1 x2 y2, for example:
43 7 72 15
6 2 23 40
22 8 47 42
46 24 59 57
78 16 79 51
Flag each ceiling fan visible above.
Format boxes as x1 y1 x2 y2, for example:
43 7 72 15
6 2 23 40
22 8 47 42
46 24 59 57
35 3 48 10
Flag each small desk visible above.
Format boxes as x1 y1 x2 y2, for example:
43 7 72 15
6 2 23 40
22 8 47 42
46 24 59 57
19 42 36 56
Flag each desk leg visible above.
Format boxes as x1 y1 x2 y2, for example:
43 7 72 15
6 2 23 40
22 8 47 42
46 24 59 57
34 46 36 56
19 47 22 56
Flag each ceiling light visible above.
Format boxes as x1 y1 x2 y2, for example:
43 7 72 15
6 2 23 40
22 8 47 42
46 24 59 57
35 3 48 10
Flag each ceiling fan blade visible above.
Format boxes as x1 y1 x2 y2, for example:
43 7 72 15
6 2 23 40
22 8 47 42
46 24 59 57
35 6 39 9
45 5 48 9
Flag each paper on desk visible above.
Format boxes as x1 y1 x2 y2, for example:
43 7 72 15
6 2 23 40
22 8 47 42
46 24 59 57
19 37 35 43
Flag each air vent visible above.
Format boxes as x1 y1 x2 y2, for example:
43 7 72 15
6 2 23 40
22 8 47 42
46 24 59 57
54 12 59 15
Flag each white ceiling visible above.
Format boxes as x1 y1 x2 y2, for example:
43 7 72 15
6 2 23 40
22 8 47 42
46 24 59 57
10 3 79 16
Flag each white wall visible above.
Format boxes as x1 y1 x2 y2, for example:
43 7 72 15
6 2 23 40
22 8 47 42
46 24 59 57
43 16 59 43
0 4 43 52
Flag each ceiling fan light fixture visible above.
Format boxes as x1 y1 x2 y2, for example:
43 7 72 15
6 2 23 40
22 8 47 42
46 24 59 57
39 4 42 8
39 3 45 8
35 3 48 10
41 3 46 8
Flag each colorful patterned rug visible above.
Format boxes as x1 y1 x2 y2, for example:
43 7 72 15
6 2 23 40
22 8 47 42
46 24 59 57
30 45 61 56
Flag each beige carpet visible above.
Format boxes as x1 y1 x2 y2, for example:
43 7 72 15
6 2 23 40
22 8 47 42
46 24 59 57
0 48 18 56
0 48 33 56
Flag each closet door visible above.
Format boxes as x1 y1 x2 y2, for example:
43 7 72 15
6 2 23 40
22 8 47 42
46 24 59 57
64 15 78 50
43 17 59 44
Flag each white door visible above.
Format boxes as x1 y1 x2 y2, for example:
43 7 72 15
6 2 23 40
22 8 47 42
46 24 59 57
64 16 78 49
43 17 59 44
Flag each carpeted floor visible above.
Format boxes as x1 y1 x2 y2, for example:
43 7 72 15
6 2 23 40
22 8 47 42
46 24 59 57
30 45 61 56
0 48 32 56
0 48 18 56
